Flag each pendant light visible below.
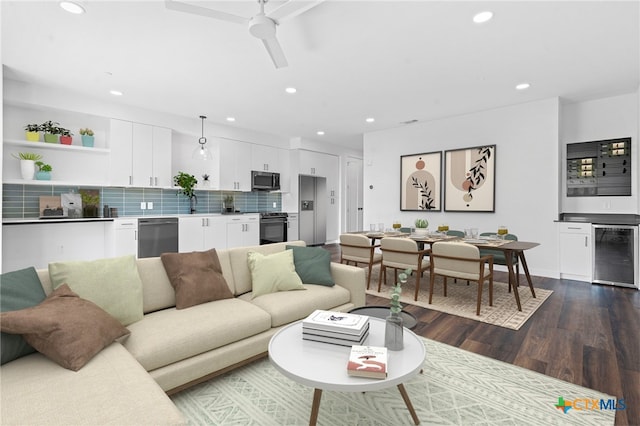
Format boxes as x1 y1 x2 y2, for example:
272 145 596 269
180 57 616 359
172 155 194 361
192 115 213 160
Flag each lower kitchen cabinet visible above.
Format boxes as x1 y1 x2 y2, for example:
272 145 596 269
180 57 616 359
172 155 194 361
111 218 138 257
2 221 108 272
226 214 259 248
179 216 227 252
287 213 299 241
559 222 593 282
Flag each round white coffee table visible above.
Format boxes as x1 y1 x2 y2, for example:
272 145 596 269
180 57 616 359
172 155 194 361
268 317 425 425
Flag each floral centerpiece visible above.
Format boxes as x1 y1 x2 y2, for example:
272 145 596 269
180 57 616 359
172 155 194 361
385 268 412 351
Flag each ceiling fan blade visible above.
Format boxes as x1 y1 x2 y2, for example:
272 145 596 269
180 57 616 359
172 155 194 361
164 0 247 25
261 37 288 69
267 0 325 23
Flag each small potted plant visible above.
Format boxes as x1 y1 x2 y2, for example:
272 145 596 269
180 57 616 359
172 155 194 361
59 128 73 145
79 128 95 147
414 218 429 235
80 189 100 218
173 171 198 213
12 152 42 180
41 120 61 143
24 123 41 142
202 173 210 188
223 194 234 213
35 161 52 180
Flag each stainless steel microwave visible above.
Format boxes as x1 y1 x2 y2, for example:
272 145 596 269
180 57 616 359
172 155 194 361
251 171 280 191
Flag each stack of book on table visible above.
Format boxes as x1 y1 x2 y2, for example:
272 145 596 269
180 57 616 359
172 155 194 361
302 309 369 346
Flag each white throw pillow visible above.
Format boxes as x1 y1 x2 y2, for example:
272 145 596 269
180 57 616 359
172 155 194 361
247 250 305 299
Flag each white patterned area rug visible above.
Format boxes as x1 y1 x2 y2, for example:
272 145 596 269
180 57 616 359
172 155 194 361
171 338 614 426
368 272 553 330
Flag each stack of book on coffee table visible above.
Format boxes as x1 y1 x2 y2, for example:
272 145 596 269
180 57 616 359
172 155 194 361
302 309 369 346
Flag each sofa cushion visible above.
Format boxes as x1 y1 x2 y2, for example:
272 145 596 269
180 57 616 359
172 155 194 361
48 255 143 326
135 257 177 313
0 267 47 365
0 284 130 371
248 250 305 299
242 283 352 327
123 298 271 372
0 343 186 425
161 249 233 309
228 241 306 295
286 245 335 286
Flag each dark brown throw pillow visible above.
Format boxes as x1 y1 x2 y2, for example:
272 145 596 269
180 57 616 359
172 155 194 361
161 249 233 309
0 284 130 371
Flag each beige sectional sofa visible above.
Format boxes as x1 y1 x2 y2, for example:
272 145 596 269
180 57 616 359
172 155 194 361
0 241 366 425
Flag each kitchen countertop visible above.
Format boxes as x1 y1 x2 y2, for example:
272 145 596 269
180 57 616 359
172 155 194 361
557 213 640 225
2 212 261 225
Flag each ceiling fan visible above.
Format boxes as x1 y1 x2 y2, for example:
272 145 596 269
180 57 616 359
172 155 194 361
165 0 324 68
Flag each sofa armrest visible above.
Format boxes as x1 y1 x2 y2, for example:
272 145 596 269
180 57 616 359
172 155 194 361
330 262 366 308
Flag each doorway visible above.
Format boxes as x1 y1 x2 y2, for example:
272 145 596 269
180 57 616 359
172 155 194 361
346 158 363 232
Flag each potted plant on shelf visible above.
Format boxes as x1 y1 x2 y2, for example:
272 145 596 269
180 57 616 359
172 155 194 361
80 189 100 218
414 218 428 236
35 161 52 180
173 171 198 213
202 173 210 188
80 128 95 147
12 152 42 180
41 120 61 143
24 123 41 142
59 128 73 145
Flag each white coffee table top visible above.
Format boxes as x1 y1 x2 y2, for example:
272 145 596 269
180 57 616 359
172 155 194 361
268 317 426 392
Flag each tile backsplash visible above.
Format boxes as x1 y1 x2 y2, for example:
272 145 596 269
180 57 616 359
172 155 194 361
2 184 282 219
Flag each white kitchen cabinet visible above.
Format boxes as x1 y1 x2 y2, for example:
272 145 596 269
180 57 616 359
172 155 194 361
2 221 107 272
287 213 299 241
111 218 138 257
226 214 259 248
251 144 280 172
218 139 252 191
109 119 172 187
278 148 291 193
559 222 592 282
179 216 227 252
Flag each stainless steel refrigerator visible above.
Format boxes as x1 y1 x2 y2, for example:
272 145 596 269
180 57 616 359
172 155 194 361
299 175 327 246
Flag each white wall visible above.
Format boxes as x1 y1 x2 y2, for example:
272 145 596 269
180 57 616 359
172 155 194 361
560 92 639 214
364 98 560 278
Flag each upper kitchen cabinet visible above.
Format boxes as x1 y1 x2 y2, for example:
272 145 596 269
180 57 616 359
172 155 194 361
298 150 339 193
218 138 252 191
251 144 278 172
109 119 172 187
277 148 291 193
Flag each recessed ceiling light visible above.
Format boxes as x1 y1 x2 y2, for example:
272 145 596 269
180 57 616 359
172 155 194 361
59 1 85 14
285 87 297 94
473 11 493 24
365 118 375 123
515 82 531 90
226 117 236 122
109 90 123 96
316 131 325 136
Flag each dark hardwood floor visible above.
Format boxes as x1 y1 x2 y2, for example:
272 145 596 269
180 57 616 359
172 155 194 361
324 243 640 425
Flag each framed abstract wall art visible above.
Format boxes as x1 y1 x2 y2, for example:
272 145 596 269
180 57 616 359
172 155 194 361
444 145 496 212
400 151 442 211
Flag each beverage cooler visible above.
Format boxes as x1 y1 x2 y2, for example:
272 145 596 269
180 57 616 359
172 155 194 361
592 224 639 289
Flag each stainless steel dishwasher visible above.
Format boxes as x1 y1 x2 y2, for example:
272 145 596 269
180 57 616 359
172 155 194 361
138 217 179 258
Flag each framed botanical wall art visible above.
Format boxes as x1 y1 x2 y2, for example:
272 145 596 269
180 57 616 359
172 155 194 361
400 151 442 211
444 145 496 212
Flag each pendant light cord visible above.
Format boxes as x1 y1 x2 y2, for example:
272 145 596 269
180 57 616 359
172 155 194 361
199 115 207 146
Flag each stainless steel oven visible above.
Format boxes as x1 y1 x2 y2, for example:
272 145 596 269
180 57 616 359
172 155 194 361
592 224 639 289
260 212 288 245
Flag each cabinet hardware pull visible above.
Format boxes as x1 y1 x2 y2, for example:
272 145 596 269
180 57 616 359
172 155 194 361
129 176 133 185
155 177 158 186
584 236 588 247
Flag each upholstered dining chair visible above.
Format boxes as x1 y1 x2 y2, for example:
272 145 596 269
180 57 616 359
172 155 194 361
446 230 465 237
378 237 430 301
429 241 494 316
479 232 519 291
339 234 382 289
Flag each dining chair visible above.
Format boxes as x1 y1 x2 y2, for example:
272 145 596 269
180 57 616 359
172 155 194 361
339 233 382 289
378 237 430 300
429 241 494 316
446 230 465 237
479 232 519 291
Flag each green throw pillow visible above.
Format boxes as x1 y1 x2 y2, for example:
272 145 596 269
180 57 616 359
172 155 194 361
248 250 306 299
48 255 143 326
286 245 335 286
1 267 47 365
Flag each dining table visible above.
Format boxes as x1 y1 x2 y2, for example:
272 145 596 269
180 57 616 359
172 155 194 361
347 230 539 312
